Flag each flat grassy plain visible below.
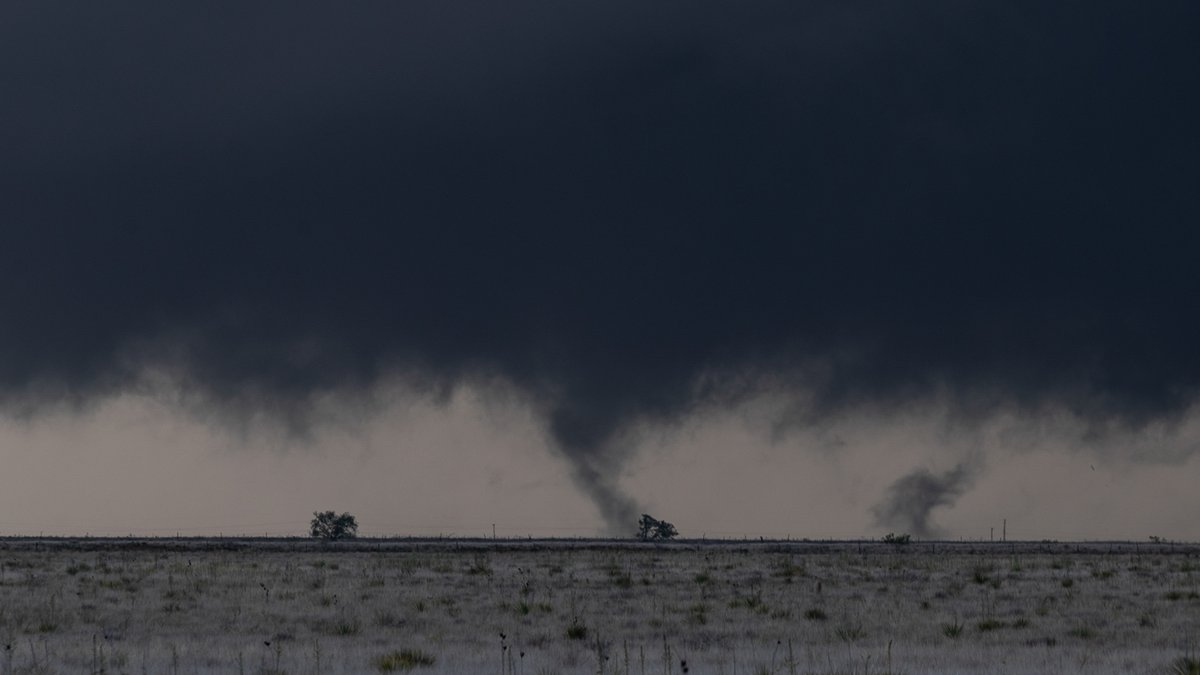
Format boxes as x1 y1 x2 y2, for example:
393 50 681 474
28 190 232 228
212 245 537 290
1 539 1198 674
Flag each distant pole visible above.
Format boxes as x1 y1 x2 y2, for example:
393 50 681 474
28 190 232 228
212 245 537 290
492 524 496 540
1003 519 1007 542
990 527 994 542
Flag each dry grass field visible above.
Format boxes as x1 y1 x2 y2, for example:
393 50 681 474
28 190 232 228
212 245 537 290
0 539 1198 674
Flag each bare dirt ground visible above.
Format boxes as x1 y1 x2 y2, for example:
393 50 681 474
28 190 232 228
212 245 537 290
0 538 1197 674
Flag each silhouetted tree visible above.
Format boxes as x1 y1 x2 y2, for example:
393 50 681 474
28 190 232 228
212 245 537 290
654 519 678 540
310 511 358 541
636 514 678 541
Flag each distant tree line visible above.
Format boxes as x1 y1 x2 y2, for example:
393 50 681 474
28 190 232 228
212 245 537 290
307 510 685 542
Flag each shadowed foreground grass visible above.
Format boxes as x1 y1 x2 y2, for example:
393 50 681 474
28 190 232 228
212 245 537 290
0 540 1197 674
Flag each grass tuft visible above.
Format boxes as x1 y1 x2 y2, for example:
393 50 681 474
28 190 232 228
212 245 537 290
1169 656 1200 675
835 624 865 642
976 618 1006 632
971 566 991 585
373 649 435 672
1067 626 1095 640
804 608 828 621
565 618 588 640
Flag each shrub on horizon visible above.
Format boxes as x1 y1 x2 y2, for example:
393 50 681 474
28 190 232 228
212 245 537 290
636 514 679 541
310 511 359 541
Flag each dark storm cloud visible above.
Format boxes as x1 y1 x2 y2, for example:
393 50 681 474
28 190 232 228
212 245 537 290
872 465 974 538
3 1 1200 530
